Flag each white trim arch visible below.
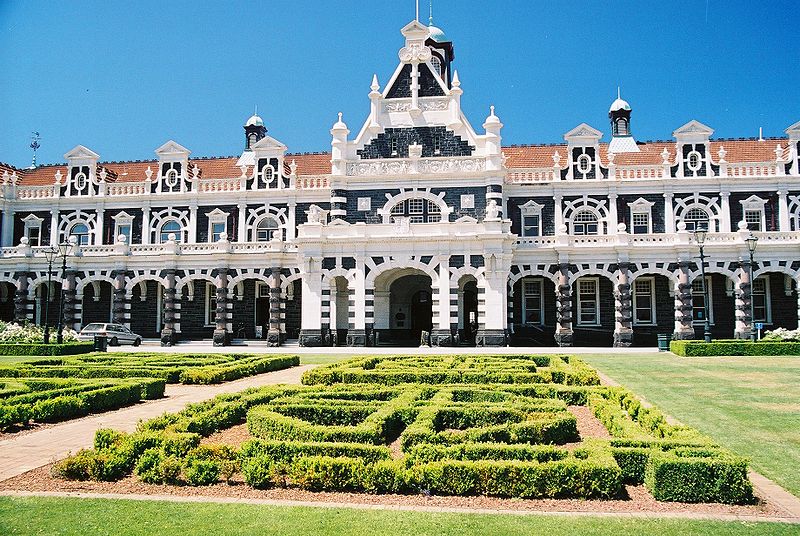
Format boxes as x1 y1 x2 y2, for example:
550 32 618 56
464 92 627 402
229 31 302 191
75 273 116 294
175 272 217 297
563 196 609 235
377 189 453 224
507 268 558 297
246 205 288 242
149 208 189 243
674 194 721 232
366 259 440 289
57 211 97 245
125 272 170 299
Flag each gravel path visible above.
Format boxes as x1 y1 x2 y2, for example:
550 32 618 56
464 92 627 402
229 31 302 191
0 365 315 483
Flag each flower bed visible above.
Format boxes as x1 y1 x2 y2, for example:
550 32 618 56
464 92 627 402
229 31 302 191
52 355 754 504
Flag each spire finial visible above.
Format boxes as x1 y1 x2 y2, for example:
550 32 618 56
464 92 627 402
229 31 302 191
371 74 380 92
415 0 419 21
255 104 258 116
617 86 620 100
429 0 433 25
338 112 343 121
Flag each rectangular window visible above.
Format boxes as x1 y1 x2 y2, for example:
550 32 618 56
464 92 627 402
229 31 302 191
523 215 541 237
116 224 131 244
408 199 424 214
522 278 543 325
744 210 763 232
633 278 655 325
577 278 599 326
206 283 218 326
752 277 770 323
211 222 226 242
691 277 714 324
26 225 41 247
632 212 650 234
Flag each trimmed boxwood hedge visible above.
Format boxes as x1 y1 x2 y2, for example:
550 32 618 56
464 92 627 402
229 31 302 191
0 342 93 356
670 339 800 356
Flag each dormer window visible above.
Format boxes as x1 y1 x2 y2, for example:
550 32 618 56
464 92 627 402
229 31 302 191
71 223 90 246
112 211 134 245
165 169 179 188
687 150 702 172
22 214 43 246
628 198 655 235
740 195 767 232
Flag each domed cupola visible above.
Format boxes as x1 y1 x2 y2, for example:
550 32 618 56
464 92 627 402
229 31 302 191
244 109 267 150
425 4 454 87
608 88 639 153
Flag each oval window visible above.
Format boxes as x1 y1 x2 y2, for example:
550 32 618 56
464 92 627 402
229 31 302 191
577 154 592 174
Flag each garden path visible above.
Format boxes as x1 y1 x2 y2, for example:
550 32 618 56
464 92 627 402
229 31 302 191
0 365 315 482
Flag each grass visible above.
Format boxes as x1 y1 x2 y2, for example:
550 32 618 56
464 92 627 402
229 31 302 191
580 352 800 497
299 353 358 365
0 497 795 536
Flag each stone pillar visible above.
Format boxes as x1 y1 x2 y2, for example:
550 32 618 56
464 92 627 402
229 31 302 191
188 203 198 244
608 193 619 235
734 264 751 339
299 257 324 347
160 269 177 346
777 190 790 231
142 206 151 245
14 272 29 323
347 259 367 346
431 256 453 346
554 195 564 232
213 268 230 346
1 205 14 247
111 270 128 325
720 190 731 232
96 207 105 245
475 254 507 347
237 203 247 242
62 270 78 331
664 192 675 234
49 209 59 246
554 263 573 347
673 262 695 340
613 263 633 347
267 266 282 347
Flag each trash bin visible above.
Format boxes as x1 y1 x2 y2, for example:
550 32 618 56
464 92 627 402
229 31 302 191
94 335 108 352
657 333 672 352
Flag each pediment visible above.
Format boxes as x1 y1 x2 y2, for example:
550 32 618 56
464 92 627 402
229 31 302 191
564 123 602 142
785 120 800 140
111 211 134 221
251 135 287 152
155 140 191 158
21 213 44 224
400 19 429 39
672 120 714 138
628 197 655 209
63 145 100 161
454 215 478 224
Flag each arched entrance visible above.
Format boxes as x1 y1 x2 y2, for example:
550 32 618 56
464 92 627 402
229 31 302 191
373 268 433 346
458 276 479 345
329 276 349 346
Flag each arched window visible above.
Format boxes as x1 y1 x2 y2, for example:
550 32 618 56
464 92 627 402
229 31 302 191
160 220 182 243
683 207 710 232
70 223 90 245
256 217 279 241
430 56 442 76
390 198 442 223
616 119 628 136
572 210 599 235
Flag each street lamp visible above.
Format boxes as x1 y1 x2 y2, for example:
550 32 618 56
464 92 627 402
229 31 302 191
693 225 712 343
745 234 759 342
41 246 59 344
55 239 74 344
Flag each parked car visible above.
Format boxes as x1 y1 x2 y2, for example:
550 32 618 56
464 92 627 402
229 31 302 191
78 323 142 346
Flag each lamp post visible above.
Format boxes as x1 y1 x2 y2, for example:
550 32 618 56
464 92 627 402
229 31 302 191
55 240 73 344
41 246 59 344
745 234 759 341
693 226 712 343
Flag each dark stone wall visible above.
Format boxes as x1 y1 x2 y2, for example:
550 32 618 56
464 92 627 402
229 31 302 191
695 273 735 339
342 187 485 224
385 63 445 98
103 208 144 245
729 193 778 231
130 280 160 338
82 281 113 326
179 282 213 339
284 280 302 339
631 275 674 346
0 283 14 322
507 196 555 236
765 272 798 330
197 204 238 243
13 210 51 246
357 127 474 159
231 280 269 339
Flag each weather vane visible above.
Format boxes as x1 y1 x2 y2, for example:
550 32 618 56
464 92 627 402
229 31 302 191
30 131 41 168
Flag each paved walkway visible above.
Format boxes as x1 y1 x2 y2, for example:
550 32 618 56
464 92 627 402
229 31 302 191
0 365 314 482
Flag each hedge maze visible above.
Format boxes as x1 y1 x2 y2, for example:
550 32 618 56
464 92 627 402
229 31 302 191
53 354 755 504
0 353 299 430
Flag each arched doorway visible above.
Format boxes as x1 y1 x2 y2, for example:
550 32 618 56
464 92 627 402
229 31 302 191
329 276 350 346
373 268 433 346
458 276 479 345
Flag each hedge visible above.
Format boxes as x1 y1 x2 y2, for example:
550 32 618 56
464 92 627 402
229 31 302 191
670 339 800 356
644 451 753 504
0 342 93 356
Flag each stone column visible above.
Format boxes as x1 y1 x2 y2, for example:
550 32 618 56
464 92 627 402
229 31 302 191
299 257 324 347
1 205 14 247
673 262 695 340
62 270 78 331
613 263 633 347
213 268 230 346
237 203 247 242
49 209 59 246
554 263 573 347
777 190 790 231
347 259 367 346
160 269 177 346
664 192 675 234
720 191 731 232
188 204 198 244
267 266 282 347
142 205 151 245
431 256 453 346
14 272 29 323
734 263 751 339
608 193 618 235
111 270 128 326
96 207 105 245
475 254 507 347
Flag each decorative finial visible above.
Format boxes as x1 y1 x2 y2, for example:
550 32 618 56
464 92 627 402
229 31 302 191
617 86 621 100
415 0 419 21
452 70 460 87
29 131 41 169
490 105 495 116
429 0 433 24
371 74 380 92
338 112 343 122
254 104 258 116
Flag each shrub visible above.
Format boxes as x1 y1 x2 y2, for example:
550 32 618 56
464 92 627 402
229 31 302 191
670 339 800 357
0 403 32 428
183 458 221 486
134 448 164 484
31 396 86 422
289 456 367 492
0 342 91 356
644 452 753 504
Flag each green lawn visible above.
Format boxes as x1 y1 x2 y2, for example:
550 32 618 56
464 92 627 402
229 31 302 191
299 353 359 365
581 353 800 497
0 497 794 536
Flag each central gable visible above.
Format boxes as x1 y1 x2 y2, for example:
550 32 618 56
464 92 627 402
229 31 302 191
357 126 474 159
385 64 446 99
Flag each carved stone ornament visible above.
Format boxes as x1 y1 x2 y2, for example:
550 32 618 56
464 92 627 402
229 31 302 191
393 216 411 235
398 43 432 63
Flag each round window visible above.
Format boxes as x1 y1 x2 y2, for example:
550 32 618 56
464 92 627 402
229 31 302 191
687 150 702 172
576 154 592 174
165 170 179 187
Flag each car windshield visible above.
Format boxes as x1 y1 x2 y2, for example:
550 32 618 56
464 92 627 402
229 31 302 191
82 323 106 331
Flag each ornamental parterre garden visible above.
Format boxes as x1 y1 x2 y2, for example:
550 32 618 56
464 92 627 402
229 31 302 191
0 353 299 430
45 354 755 505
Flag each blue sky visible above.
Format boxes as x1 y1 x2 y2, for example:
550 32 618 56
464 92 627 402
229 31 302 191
1 0 797 167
